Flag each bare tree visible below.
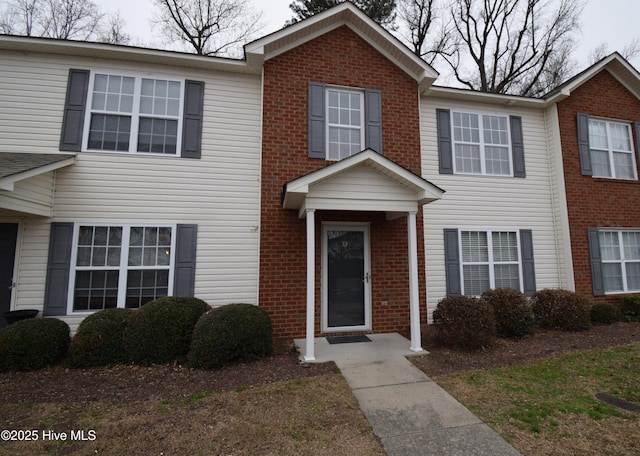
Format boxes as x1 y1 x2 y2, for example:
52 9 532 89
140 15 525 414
590 39 640 64
399 0 585 97
152 0 264 57
0 0 104 40
97 11 130 45
397 0 454 65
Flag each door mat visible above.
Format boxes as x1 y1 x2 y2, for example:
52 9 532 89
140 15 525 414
326 335 371 344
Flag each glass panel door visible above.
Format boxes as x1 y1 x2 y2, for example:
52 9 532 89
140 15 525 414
323 225 370 331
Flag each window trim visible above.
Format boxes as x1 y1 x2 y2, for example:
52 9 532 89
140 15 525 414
588 118 638 180
324 85 365 161
458 227 524 296
451 109 514 177
599 229 640 294
81 70 185 156
66 222 177 314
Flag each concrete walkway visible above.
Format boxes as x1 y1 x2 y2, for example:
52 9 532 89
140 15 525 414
295 333 521 456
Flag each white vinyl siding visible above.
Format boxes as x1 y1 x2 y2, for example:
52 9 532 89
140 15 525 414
0 50 262 332
0 172 56 217
422 96 568 319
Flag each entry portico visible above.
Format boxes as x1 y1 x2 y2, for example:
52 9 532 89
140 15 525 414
282 150 444 360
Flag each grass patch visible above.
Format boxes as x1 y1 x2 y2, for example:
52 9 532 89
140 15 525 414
436 343 640 455
0 374 383 456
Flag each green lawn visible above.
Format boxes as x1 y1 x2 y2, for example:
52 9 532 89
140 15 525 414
435 343 640 456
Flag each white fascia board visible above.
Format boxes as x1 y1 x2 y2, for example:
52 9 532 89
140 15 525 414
0 156 75 191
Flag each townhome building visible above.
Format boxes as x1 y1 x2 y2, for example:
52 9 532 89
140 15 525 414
2 2 621 358
548 53 640 301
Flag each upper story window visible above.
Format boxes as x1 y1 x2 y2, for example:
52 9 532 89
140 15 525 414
85 74 183 155
60 69 204 159
308 82 382 160
326 88 364 160
588 119 637 179
599 230 640 293
452 112 511 176
436 109 525 178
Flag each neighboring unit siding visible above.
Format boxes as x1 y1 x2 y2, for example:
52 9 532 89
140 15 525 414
421 96 566 319
556 69 640 300
1 50 263 326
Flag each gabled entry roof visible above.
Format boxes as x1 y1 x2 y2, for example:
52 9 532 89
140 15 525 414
282 149 444 219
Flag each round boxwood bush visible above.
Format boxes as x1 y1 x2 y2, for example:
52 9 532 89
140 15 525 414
590 303 622 325
68 308 134 367
188 303 273 369
617 295 640 321
0 318 70 372
124 296 211 365
531 289 591 331
481 288 534 338
432 296 496 350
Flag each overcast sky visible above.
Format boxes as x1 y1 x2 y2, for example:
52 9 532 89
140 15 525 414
97 0 640 74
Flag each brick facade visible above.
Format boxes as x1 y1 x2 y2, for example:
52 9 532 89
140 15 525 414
259 26 426 339
557 69 640 300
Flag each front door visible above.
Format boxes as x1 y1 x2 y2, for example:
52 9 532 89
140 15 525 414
0 223 18 328
322 224 371 332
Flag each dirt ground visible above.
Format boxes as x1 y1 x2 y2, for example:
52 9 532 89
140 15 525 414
0 322 638 405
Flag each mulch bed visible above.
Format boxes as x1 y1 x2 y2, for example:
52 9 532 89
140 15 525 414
413 321 640 377
0 322 638 405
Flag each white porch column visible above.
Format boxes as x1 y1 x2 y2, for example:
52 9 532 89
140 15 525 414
407 211 423 353
304 209 316 361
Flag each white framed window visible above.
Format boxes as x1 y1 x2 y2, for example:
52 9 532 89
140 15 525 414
589 119 637 179
326 87 364 161
68 224 176 313
452 111 512 176
599 230 640 293
84 72 183 155
460 230 522 295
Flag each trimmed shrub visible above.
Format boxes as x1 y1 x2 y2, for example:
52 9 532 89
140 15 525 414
68 308 134 367
432 296 496 350
188 303 273 369
481 288 534 338
124 296 211 365
531 289 591 331
617 295 640 322
0 318 70 372
590 303 622 325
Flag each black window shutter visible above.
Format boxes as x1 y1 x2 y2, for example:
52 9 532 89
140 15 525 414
587 229 605 296
510 116 526 178
577 113 593 176
174 224 198 296
308 82 326 159
443 229 461 296
182 80 205 159
519 229 536 296
60 69 90 152
43 223 74 316
437 109 453 174
365 88 382 154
